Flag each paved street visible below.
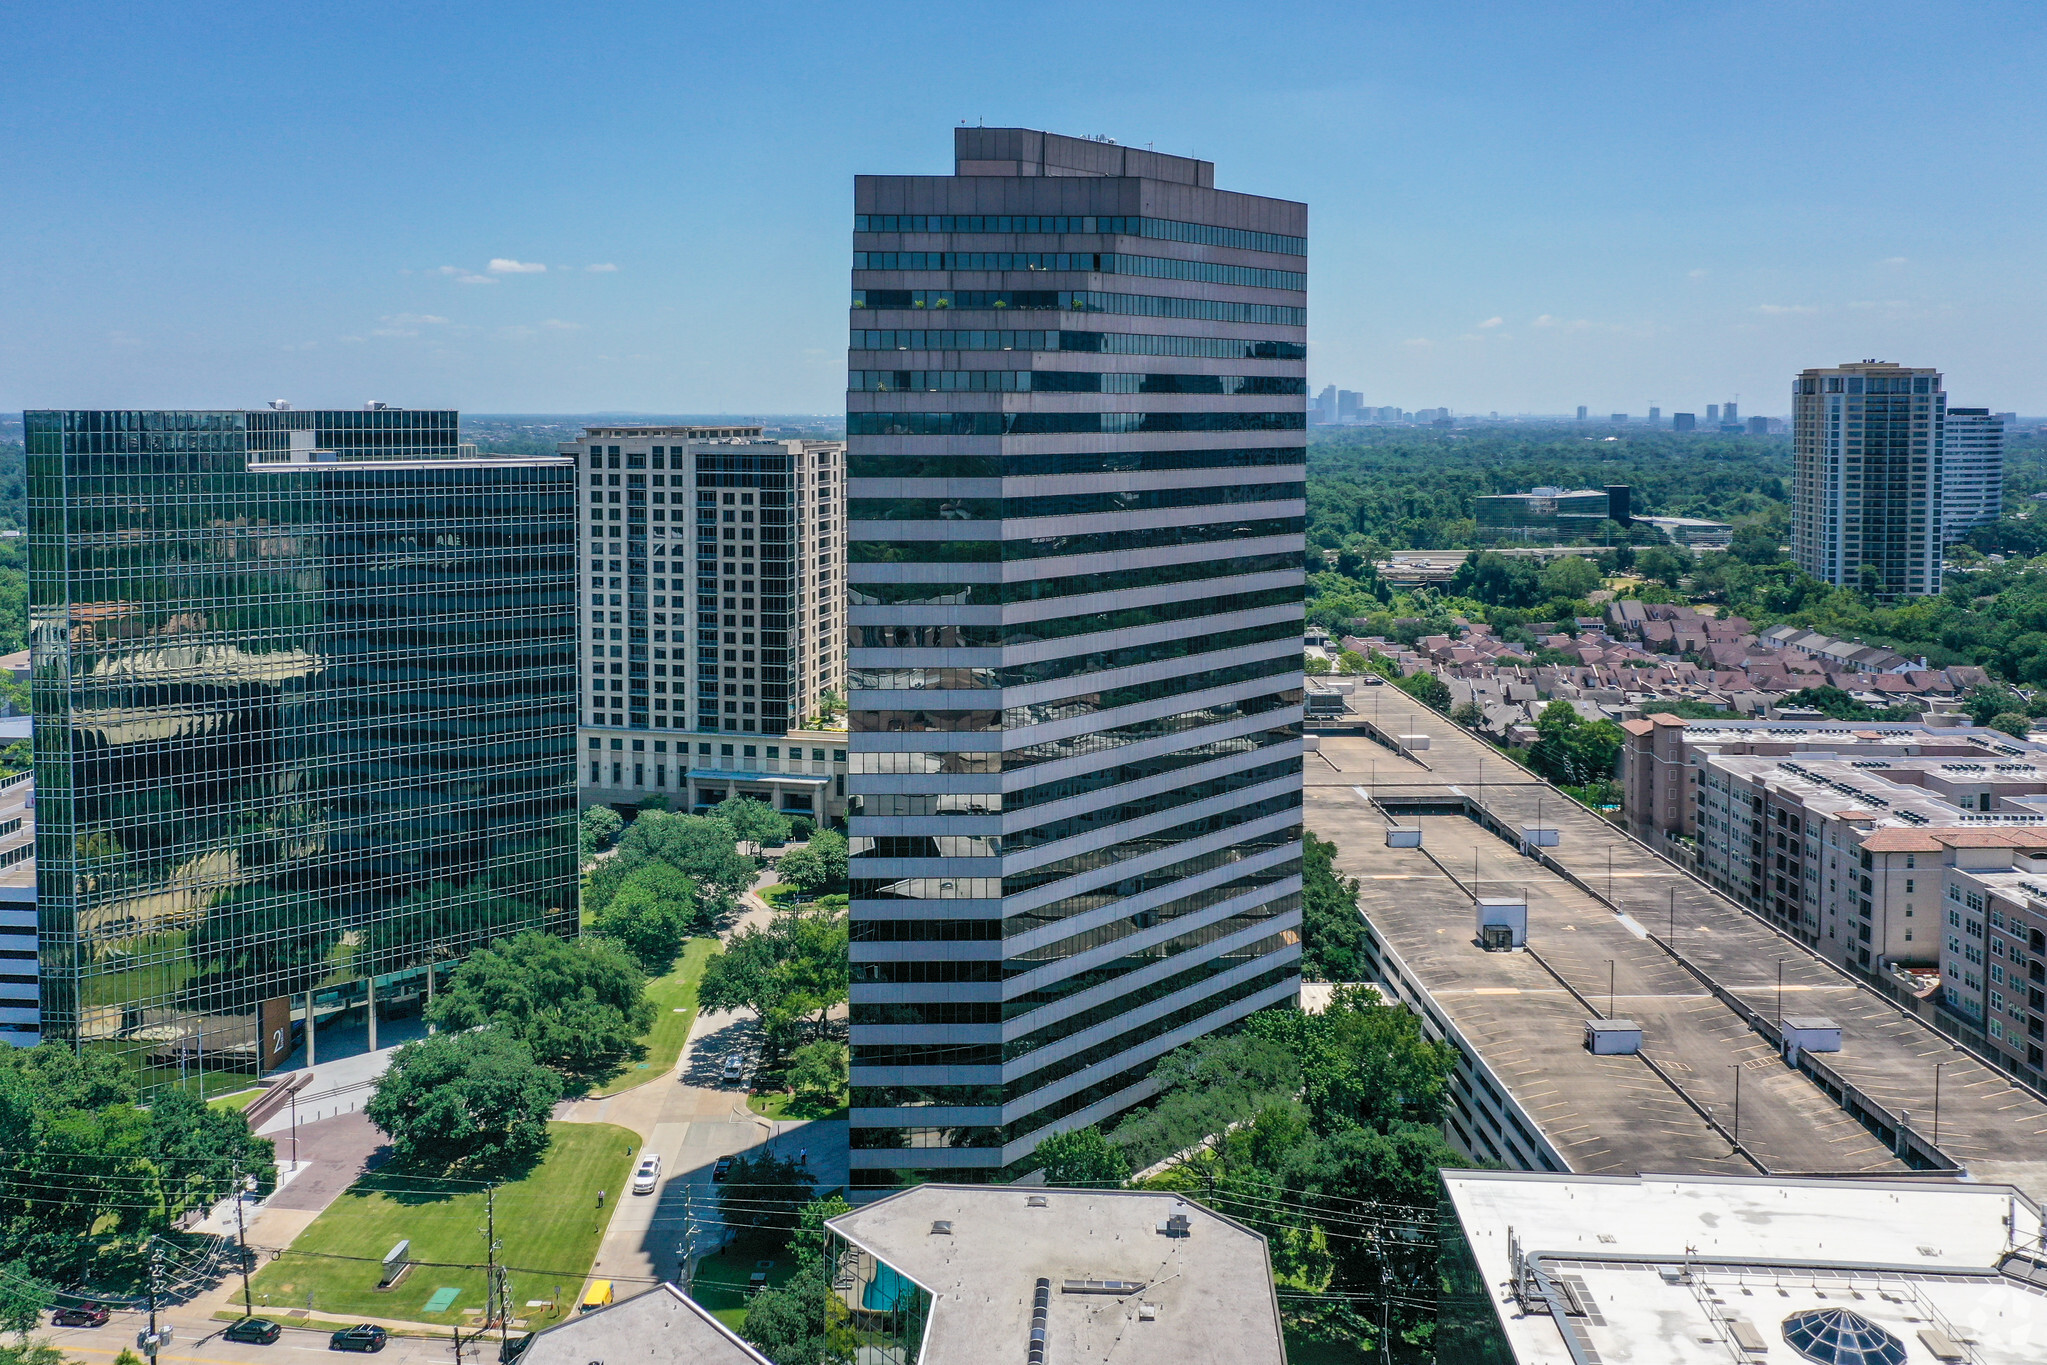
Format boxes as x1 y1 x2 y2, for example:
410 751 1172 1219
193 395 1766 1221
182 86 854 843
559 880 848 1297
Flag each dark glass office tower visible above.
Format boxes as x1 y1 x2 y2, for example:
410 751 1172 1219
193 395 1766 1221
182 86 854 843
26 409 576 1091
846 129 1307 1185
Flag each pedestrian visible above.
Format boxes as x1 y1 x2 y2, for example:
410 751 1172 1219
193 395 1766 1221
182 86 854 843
597 1189 605 1208
799 1148 807 1165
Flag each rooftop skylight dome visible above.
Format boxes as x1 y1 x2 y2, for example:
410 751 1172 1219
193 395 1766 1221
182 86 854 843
1782 1308 1908 1365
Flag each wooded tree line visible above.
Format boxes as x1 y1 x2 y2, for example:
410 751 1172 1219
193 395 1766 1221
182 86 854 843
0 1044 276 1285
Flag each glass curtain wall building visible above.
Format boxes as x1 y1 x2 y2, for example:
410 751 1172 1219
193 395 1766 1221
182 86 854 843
26 408 576 1091
846 129 1307 1186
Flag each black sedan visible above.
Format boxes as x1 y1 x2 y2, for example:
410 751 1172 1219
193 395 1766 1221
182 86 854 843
224 1318 282 1345
51 1304 110 1328
329 1325 388 1353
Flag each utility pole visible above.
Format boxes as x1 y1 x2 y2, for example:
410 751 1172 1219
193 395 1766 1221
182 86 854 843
1777 959 1785 1027
485 1186 502 1339
1606 960 1616 1018
233 1161 255 1320
1933 1061 1946 1148
139 1243 171 1359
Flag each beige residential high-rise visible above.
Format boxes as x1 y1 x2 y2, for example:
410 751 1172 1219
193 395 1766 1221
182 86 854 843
565 425 848 820
1790 360 1944 597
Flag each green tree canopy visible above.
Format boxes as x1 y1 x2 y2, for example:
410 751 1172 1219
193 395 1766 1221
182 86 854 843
1034 1126 1131 1188
699 906 849 1059
1300 831 1368 983
718 1152 816 1245
427 932 654 1080
0 1043 276 1284
714 795 792 848
784 1039 848 1102
583 811 757 925
1524 700 1626 786
365 1029 560 1170
590 861 699 973
1539 553 1602 600
1393 668 1451 711
579 806 623 859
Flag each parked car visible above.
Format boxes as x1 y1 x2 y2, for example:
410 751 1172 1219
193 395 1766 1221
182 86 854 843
631 1154 661 1195
721 1053 746 1084
712 1155 733 1182
224 1318 282 1345
329 1325 387 1353
51 1304 110 1328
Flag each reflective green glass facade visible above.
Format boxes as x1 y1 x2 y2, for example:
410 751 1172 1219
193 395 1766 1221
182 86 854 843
26 410 577 1091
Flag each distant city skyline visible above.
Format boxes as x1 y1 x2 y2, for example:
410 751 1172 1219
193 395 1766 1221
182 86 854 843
5 1 2046 413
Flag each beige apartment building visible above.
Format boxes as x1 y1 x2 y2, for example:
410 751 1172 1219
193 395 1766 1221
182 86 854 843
1622 713 2047 1086
563 424 847 822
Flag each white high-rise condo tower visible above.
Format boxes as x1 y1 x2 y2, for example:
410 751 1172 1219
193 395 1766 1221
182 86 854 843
1791 361 1944 598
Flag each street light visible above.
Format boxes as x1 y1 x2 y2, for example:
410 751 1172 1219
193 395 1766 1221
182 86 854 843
1605 960 1616 1018
1933 1061 1947 1148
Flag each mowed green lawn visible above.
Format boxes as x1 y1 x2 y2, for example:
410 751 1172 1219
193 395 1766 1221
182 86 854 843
591 935 720 1097
249 1123 637 1329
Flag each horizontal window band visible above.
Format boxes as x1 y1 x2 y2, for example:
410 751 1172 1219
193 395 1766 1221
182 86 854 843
851 482 1303 523
850 552 1299 608
850 585 1302 650
850 516 1303 565
849 371 1305 396
847 412 1304 437
853 214 1305 256
848 446 1302 480
846 688 1302 778
853 251 1303 292
850 329 1305 360
850 619 1300 692
851 290 1303 326
851 654 1300 733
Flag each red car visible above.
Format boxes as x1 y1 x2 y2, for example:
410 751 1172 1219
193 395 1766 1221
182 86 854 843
52 1304 111 1328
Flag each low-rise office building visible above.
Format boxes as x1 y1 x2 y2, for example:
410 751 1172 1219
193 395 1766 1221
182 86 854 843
825 1184 1286 1365
518 1284 768 1365
1440 1169 2047 1365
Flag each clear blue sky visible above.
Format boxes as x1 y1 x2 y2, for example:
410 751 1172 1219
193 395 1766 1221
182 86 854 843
5 0 2044 417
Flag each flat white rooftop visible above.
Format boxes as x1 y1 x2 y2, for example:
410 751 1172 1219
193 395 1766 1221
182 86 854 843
1444 1170 2047 1364
827 1184 1285 1365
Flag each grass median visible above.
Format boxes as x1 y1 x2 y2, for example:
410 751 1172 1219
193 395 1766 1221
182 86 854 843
248 1122 638 1330
590 934 720 1097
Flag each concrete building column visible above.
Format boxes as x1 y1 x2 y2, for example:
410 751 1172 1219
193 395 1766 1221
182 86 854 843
305 989 316 1066
366 975 377 1052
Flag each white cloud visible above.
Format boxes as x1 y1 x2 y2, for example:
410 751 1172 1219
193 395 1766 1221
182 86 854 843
1883 256 1909 266
436 266 463 276
370 327 418 338
1402 337 1435 349
1754 303 1817 315
543 319 586 330
1531 314 1556 327
381 313 449 327
108 330 142 347
455 273 496 285
585 263 619 273
488 258 547 274
497 324 538 340
1477 316 1503 329
1688 268 1709 279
